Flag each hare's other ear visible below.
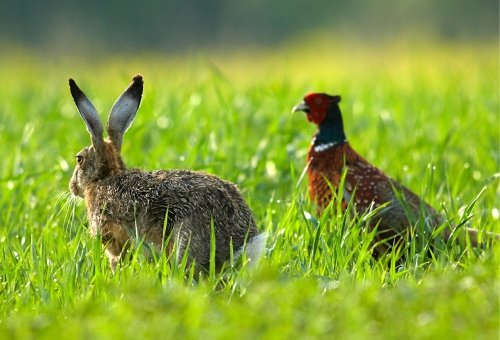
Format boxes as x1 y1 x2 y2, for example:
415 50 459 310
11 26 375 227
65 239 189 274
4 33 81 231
69 78 105 150
106 74 143 153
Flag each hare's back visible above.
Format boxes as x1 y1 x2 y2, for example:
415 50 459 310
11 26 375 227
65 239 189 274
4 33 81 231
98 168 254 225
110 169 253 221
149 169 240 195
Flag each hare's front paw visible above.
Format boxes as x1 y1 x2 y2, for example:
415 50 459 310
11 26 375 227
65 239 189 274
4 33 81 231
109 256 119 274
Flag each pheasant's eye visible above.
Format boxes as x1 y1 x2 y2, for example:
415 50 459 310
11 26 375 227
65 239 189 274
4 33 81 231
76 156 83 165
315 98 322 105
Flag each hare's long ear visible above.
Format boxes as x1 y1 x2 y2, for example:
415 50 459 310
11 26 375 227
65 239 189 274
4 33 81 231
106 74 143 154
69 79 105 151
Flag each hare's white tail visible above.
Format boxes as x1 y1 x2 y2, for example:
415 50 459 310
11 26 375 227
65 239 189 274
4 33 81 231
234 233 268 268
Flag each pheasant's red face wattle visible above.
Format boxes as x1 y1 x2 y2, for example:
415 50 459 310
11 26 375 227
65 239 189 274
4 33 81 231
304 93 330 125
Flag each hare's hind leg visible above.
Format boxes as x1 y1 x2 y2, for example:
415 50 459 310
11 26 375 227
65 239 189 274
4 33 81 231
168 221 210 271
102 222 131 273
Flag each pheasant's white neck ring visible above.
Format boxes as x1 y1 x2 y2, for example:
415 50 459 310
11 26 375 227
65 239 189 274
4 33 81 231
312 138 347 152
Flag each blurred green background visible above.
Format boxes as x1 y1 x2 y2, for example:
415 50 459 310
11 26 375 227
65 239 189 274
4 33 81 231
1 0 497 54
0 2 498 339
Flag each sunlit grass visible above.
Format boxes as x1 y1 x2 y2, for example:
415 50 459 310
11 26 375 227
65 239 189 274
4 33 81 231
0 38 498 338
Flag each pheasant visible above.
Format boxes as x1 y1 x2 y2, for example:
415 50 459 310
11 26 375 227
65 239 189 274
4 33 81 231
292 93 495 254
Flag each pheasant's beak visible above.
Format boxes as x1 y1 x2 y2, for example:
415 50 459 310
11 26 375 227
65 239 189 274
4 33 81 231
292 101 310 114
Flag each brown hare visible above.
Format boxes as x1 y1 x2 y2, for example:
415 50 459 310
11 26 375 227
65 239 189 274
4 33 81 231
68 74 265 272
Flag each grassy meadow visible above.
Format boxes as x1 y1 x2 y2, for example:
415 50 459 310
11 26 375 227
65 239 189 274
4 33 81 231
0 38 498 339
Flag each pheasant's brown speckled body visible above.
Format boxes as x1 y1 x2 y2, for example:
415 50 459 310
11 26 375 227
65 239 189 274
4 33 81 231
293 93 492 253
307 140 443 253
68 75 264 271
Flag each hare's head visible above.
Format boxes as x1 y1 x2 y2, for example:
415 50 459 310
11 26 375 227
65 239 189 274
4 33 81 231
68 75 143 198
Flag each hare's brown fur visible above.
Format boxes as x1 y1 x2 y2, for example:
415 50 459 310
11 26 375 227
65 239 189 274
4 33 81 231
83 169 259 270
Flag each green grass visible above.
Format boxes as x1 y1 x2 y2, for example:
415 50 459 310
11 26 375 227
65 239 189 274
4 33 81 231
0 39 498 339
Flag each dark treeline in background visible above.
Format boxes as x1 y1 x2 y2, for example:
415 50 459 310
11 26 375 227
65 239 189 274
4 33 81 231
1 0 498 53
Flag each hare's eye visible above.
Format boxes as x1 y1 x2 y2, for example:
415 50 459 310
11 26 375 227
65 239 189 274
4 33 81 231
76 156 83 165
